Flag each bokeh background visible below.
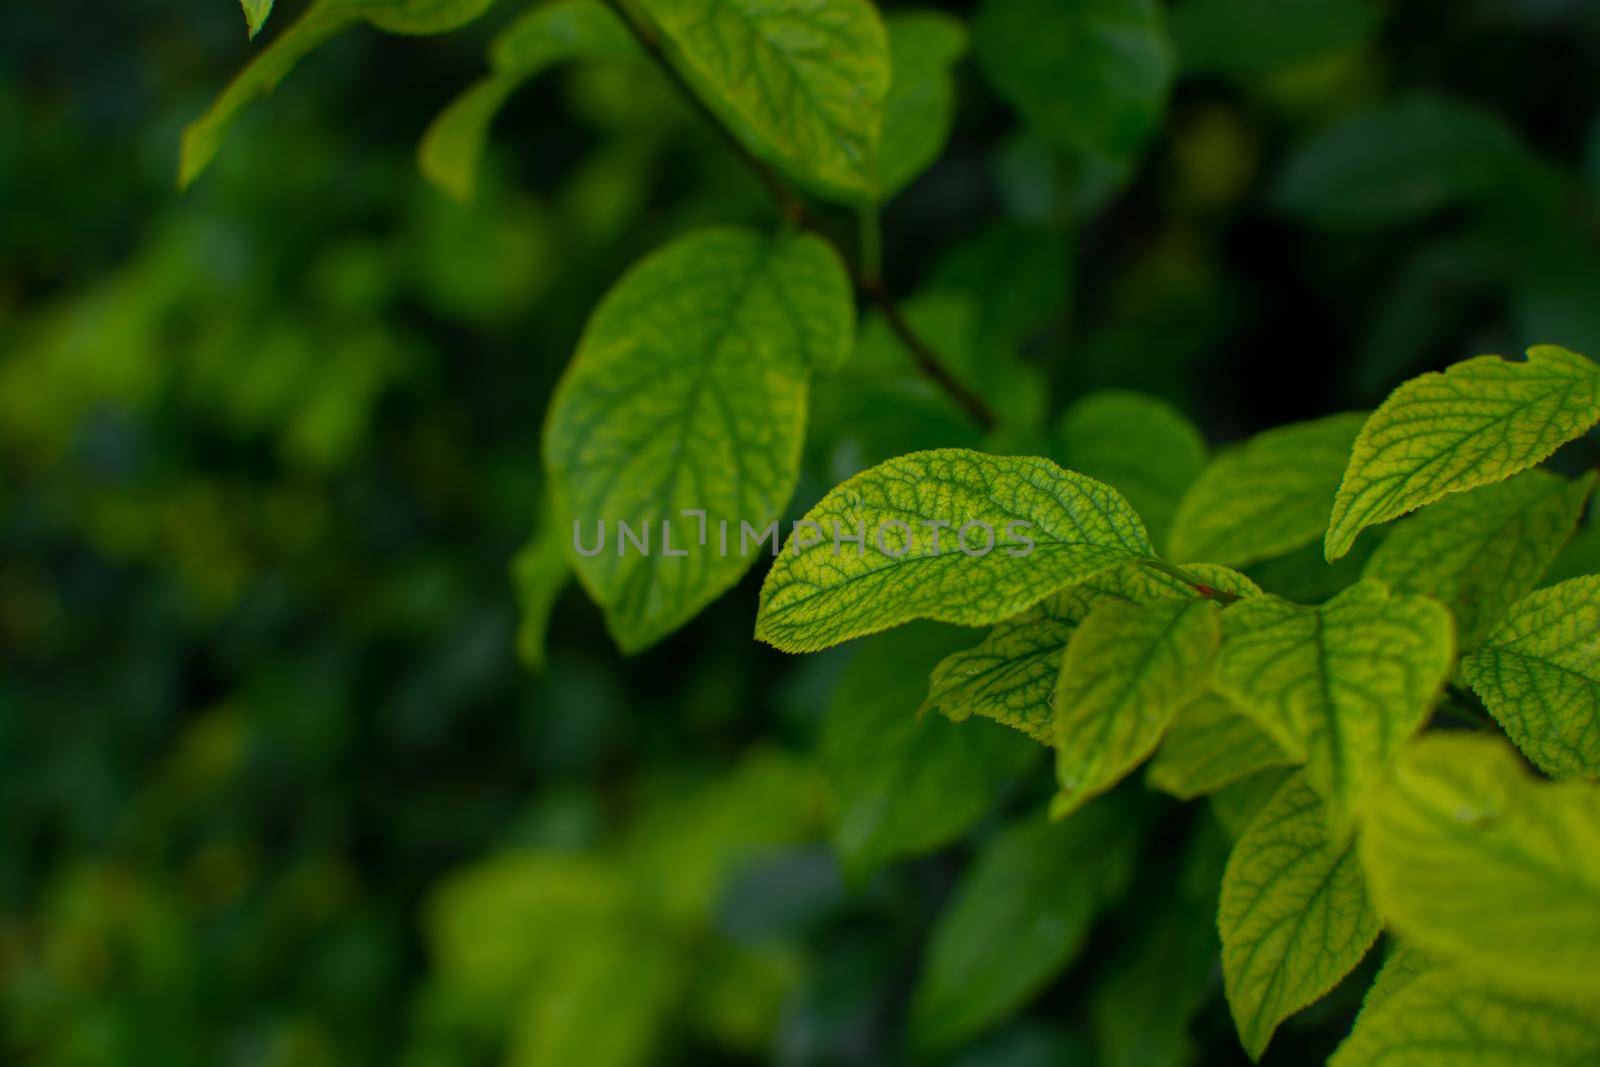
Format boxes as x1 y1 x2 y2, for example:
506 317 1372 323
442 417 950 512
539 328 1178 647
5 1 1600 1065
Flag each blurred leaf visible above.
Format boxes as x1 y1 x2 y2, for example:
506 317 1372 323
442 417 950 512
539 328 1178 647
877 12 967 199
512 501 571 673
1171 0 1380 75
1147 689 1295 800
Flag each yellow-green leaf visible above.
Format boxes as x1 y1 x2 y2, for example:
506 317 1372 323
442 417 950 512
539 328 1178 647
1146 689 1295 800
1220 771 1379 1060
637 0 890 199
1051 597 1221 818
1363 470 1594 649
755 450 1153 653
1170 413 1365 568
1358 733 1600 996
419 0 639 201
924 561 1256 745
1332 967 1600 1067
877 12 967 199
1463 575 1600 779
1212 579 1454 836
546 227 853 653
1325 346 1600 560
239 0 274 37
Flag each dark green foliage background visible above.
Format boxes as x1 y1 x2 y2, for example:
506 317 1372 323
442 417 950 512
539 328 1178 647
4 1 1600 1065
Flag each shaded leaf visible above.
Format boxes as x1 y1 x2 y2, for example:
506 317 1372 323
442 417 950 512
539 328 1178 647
877 12 967 199
1171 0 1380 75
1146 689 1295 800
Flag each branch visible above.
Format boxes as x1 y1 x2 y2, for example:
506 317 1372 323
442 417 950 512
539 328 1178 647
599 0 999 433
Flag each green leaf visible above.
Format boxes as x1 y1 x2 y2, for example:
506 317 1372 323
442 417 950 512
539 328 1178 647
909 802 1137 1053
1210 767 1293 840
1332 967 1600 1067
1358 733 1600 995
1051 597 1221 818
924 561 1255 745
1170 0 1380 75
1274 95 1523 227
1146 690 1295 800
1464 575 1600 778
1055 391 1206 553
1169 413 1365 568
755 450 1153 653
239 0 275 38
877 12 967 200
972 0 1173 163
181 0 498 188
1355 942 1434 1025
637 0 890 199
512 499 571 673
1326 347 1600 560
823 624 1039 882
1212 580 1454 836
545 227 852 653
1363 471 1594 649
419 0 639 202
1219 771 1380 1060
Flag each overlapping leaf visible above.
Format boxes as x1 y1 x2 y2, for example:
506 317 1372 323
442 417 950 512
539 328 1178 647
512 497 572 673
1146 689 1295 800
546 227 852 653
420 0 640 201
1212 580 1454 835
924 561 1255 745
1051 597 1221 818
755 450 1152 653
1358 733 1600 994
1170 0 1380 75
1463 575 1600 778
1219 772 1380 1060
1170 413 1365 568
638 0 890 199
1325 346 1600 560
877 12 967 199
1363 470 1594 648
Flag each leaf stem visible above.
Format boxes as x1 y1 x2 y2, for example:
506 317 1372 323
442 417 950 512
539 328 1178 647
1136 558 1244 604
598 0 999 433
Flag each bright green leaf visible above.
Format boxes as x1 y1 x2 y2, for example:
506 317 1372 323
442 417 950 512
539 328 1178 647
1170 0 1380 75
1325 346 1600 560
1170 413 1365 568
755 450 1153 653
546 227 852 653
1051 597 1221 818
924 561 1255 745
239 0 275 38
823 624 1039 883
1331 967 1600 1067
419 0 639 202
1363 470 1594 649
973 0 1173 163
1146 690 1295 800
1359 733 1600 996
1463 575 1600 778
877 12 967 199
1055 391 1206 553
637 0 890 199
909 802 1137 1052
1213 580 1454 836
1219 771 1380 1060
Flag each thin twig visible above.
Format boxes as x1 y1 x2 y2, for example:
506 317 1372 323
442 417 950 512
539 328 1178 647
1136 559 1244 604
599 0 999 433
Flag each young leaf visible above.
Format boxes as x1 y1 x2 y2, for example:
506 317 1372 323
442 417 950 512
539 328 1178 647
1219 771 1380 1060
239 0 275 38
823 624 1038 882
1325 346 1600 561
1212 580 1454 836
1358 733 1600 995
973 0 1173 163
877 12 968 200
924 561 1256 745
636 0 890 199
419 0 639 201
1146 690 1295 800
1054 391 1207 553
1331 967 1600 1067
1169 412 1365 568
546 227 852 653
909 802 1137 1053
1463 575 1600 778
755 450 1153 654
1051 597 1222 818
1362 470 1595 649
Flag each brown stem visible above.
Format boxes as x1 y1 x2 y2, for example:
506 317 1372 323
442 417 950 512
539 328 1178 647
599 0 999 433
